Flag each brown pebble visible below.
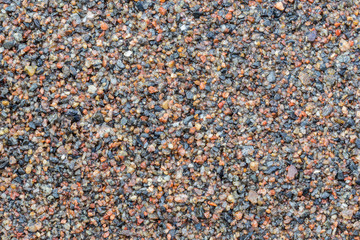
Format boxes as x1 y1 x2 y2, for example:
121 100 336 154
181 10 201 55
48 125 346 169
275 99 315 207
234 211 243 220
248 190 259 205
159 7 167 15
225 12 232 20
227 194 235 203
287 165 298 180
341 209 353 220
274 2 284 11
174 194 188 203
339 39 351 52
250 161 259 171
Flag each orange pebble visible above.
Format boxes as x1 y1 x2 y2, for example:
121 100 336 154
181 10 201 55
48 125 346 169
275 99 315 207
56 62 63 69
218 101 225 109
159 7 167 15
225 12 232 20
100 22 108 31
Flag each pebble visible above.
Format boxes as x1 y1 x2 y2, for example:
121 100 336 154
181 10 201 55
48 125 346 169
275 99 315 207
9 157 16 165
117 60 125 69
299 71 311 86
248 190 259 205
339 39 351 52
124 51 133 57
0 158 9 169
341 210 354 220
287 165 298 180
24 66 37 77
250 161 259 171
100 22 109 31
3 41 15 49
227 194 235 203
175 194 189 203
355 139 360 149
13 33 23 42
28 223 42 233
87 85 97 94
274 2 284 11
5 5 16 12
322 105 333 117
267 72 276 83
306 31 317 42
25 165 32 174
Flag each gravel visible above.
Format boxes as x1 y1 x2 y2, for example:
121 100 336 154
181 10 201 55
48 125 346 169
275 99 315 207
1 0 360 239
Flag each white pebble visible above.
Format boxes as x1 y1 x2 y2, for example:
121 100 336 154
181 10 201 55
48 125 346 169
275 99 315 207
124 51 133 57
88 85 97 94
